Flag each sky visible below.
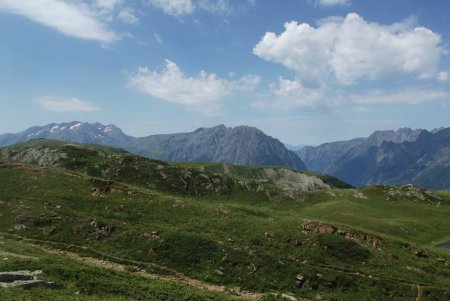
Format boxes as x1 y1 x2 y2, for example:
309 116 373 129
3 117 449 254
1 0 450 145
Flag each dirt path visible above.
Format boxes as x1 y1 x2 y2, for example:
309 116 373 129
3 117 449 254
6 235 264 300
7 234 449 300
52 249 261 299
415 285 423 301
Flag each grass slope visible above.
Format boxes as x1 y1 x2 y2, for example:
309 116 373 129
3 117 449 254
0 140 449 300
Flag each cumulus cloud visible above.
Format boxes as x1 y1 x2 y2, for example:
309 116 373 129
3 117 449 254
272 78 325 108
314 0 350 7
350 89 450 105
127 59 260 113
37 97 101 112
0 0 118 43
254 13 447 86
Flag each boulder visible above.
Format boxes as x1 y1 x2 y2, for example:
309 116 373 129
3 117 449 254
415 250 429 258
295 274 306 288
0 270 57 289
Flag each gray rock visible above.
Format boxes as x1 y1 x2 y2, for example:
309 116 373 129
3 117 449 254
0 270 57 289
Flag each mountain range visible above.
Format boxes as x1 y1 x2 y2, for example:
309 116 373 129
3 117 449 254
298 127 450 189
0 121 306 171
1 122 449 189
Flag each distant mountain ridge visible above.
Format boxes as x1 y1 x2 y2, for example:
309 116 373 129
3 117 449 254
130 125 306 170
0 122 306 170
0 121 134 148
298 127 423 173
297 127 450 189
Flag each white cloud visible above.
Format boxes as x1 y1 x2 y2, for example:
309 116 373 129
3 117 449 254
252 77 345 109
254 13 447 86
147 0 193 16
37 97 101 112
0 0 118 43
118 7 139 24
196 0 230 15
147 0 254 16
254 79 450 110
350 89 450 105
127 59 260 114
437 71 449 82
153 32 164 45
272 78 325 108
315 0 350 7
94 0 122 10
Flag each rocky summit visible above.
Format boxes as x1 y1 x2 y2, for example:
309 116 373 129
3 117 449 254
129 125 306 170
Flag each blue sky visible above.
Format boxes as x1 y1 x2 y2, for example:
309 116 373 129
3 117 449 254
1 0 449 145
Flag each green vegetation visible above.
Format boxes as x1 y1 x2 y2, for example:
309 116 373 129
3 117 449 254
0 238 236 301
0 140 449 300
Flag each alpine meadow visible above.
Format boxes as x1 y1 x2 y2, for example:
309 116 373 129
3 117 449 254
1 1 450 301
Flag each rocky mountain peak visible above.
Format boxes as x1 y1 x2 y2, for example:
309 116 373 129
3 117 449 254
367 127 424 145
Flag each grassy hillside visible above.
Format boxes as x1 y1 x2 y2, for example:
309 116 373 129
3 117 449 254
0 140 449 300
0 237 238 301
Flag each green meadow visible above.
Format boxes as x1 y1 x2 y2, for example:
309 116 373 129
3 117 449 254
0 140 449 300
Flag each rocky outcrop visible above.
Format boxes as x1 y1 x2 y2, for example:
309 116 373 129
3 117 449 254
90 179 138 196
0 270 56 289
71 220 114 240
263 168 331 191
300 219 381 248
90 220 114 240
385 184 442 204
0 146 67 167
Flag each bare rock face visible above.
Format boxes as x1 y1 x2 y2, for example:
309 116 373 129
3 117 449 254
131 125 307 170
300 219 381 248
0 146 67 167
263 168 331 191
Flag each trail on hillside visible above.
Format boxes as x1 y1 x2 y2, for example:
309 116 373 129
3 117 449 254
5 234 450 300
297 260 447 292
415 285 423 301
3 234 264 300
